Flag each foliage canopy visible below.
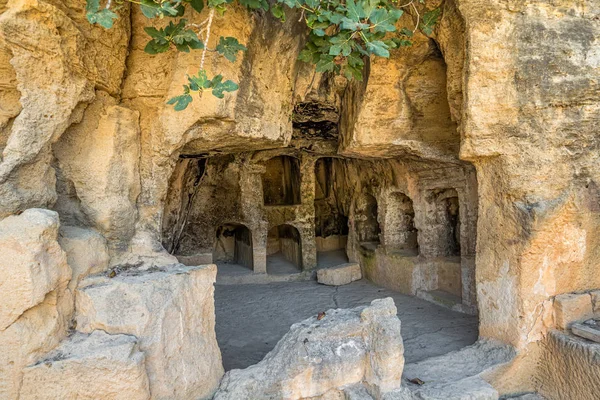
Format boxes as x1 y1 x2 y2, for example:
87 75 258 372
86 0 440 110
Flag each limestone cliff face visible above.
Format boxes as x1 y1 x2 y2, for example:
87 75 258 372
0 0 599 398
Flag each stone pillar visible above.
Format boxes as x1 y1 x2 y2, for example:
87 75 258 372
240 161 268 274
298 156 317 270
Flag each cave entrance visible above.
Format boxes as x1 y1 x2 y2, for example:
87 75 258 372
267 224 302 274
213 223 254 271
385 192 419 256
314 157 350 267
262 155 301 206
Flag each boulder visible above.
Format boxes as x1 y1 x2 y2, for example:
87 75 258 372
213 298 404 400
76 264 223 400
19 330 150 400
317 263 362 286
0 209 70 330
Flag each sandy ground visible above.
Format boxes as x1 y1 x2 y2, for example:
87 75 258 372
214 279 479 371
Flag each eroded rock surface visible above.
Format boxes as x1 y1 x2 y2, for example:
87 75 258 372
0 209 70 330
214 298 404 400
58 225 110 291
0 209 72 399
54 96 142 252
19 330 150 400
76 264 223 400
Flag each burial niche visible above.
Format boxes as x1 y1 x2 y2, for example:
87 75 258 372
213 223 254 270
385 192 418 254
267 224 302 274
262 155 301 206
434 189 461 257
314 158 350 261
356 193 381 247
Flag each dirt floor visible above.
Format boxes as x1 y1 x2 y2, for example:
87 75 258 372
214 278 479 371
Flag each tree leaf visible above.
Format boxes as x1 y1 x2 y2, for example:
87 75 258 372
345 0 365 22
143 27 162 39
140 0 162 18
216 36 247 62
212 79 239 98
167 93 193 111
144 39 170 54
189 0 205 13
87 8 118 29
340 17 369 31
86 0 100 14
419 7 441 36
315 54 335 73
188 70 213 89
366 40 389 57
369 8 402 33
343 63 363 81
271 3 286 21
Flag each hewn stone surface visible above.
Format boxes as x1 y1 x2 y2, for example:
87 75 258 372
318 263 362 286
19 330 150 400
553 293 593 330
214 298 403 400
76 264 223 400
536 331 600 400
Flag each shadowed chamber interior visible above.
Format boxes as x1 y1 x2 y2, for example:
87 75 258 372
314 157 350 264
214 223 253 270
267 224 302 274
386 192 418 255
263 156 301 206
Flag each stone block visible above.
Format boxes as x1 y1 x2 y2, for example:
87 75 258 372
554 293 593 330
19 331 150 400
0 209 70 330
76 264 223 400
318 263 362 286
213 298 403 400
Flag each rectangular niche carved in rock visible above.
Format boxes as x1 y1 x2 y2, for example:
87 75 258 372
356 193 381 247
214 223 254 271
430 188 461 257
267 224 302 274
314 157 350 253
385 192 419 255
263 156 301 206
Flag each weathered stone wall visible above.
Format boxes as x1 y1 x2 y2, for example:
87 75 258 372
0 0 599 397
456 0 600 349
